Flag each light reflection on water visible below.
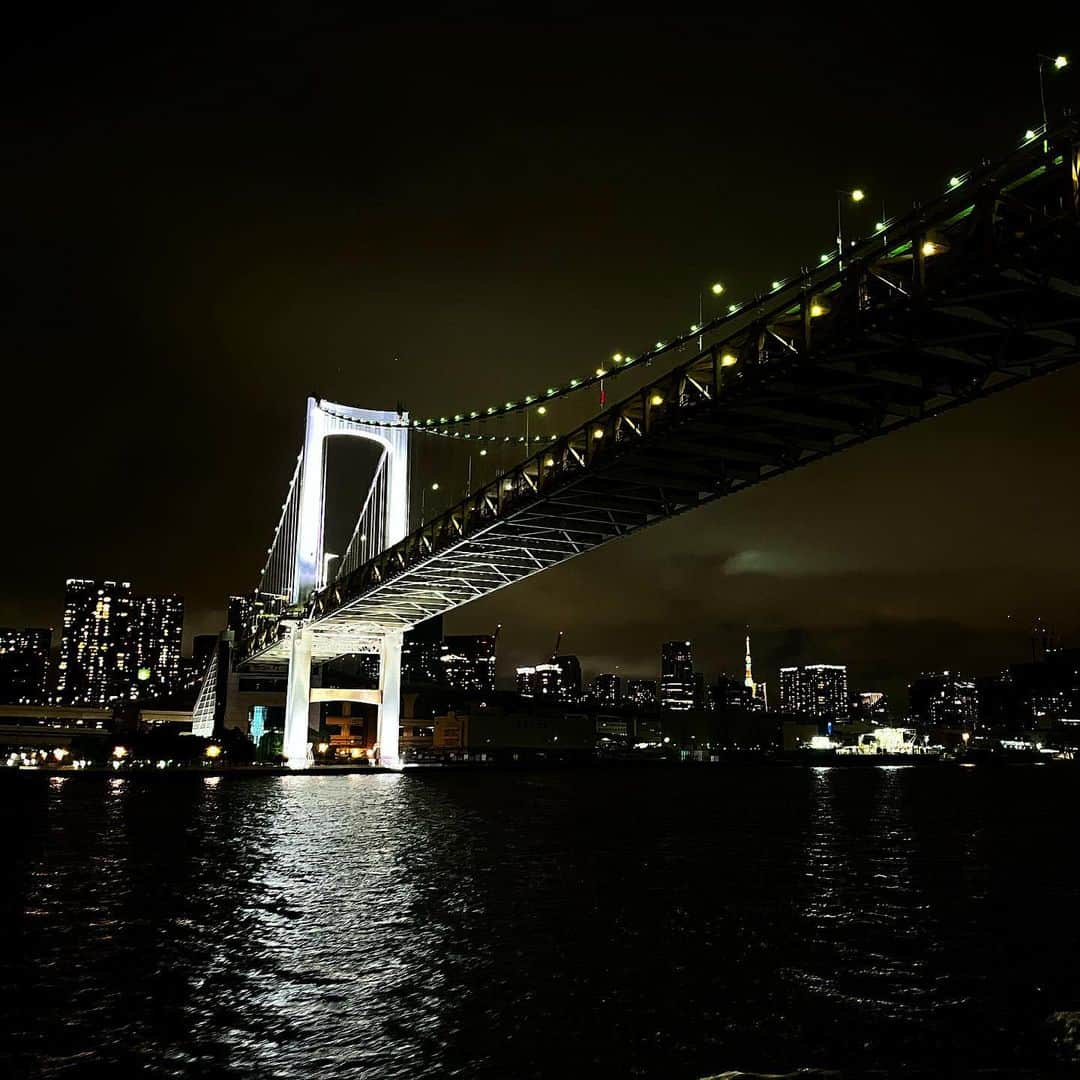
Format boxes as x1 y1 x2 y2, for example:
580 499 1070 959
3 767 1080 1078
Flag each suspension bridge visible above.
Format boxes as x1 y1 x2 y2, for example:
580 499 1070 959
195 119 1080 768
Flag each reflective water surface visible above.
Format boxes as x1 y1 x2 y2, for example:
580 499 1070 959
3 766 1080 1078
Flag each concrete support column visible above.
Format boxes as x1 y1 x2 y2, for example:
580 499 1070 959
376 630 404 769
283 624 314 769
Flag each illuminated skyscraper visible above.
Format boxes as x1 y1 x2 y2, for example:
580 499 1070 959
779 664 849 718
625 679 658 709
55 579 134 706
661 640 694 711
0 628 51 705
129 594 184 700
590 673 621 707
908 671 978 728
441 634 496 695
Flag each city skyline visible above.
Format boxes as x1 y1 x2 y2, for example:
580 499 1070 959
7 570 1071 715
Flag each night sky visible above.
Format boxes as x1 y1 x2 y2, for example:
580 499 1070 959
3 13 1078 702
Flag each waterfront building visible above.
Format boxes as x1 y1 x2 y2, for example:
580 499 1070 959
590 673 621 708
55 579 135 706
129 594 184 700
625 678 657 710
0 628 51 705
779 664 849 718
660 641 694 711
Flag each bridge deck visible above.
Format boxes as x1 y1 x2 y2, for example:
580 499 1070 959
243 124 1080 665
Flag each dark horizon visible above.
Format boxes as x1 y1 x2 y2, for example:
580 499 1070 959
3 14 1078 705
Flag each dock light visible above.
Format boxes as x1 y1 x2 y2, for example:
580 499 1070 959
650 392 664 406
690 324 700 333
819 253 831 263
1055 55 1068 69
595 367 606 377
1024 129 1036 140
728 303 738 312
710 282 725 295
569 378 580 387
593 427 605 439
721 353 738 367
655 340 665 349
949 176 962 188
851 188 865 202
612 353 623 363
479 449 487 456
537 405 546 415
431 482 440 491
875 221 887 231
771 280 782 290
205 745 222 759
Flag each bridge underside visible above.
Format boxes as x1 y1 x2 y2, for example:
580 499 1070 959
240 127 1080 669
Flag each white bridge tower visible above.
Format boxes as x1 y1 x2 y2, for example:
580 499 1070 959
281 397 410 769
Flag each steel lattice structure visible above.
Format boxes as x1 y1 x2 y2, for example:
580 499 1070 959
241 121 1080 667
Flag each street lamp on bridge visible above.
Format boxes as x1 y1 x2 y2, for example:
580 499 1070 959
696 281 725 348
836 187 867 268
1038 54 1069 149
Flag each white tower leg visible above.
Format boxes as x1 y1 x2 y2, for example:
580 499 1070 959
376 630 403 769
283 625 314 769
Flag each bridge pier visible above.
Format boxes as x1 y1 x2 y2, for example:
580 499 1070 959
283 624 314 769
376 630 403 769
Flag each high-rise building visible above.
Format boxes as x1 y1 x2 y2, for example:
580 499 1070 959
590 673 621 708
55 579 135 706
552 655 581 702
402 616 445 686
0 627 51 705
779 664 849 718
190 634 219 686
625 679 658 710
517 650 580 703
129 595 184 700
516 666 538 697
660 641 694 711
227 592 273 641
908 672 978 729
441 634 496 695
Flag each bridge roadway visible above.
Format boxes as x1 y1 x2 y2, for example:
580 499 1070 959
242 122 1080 668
